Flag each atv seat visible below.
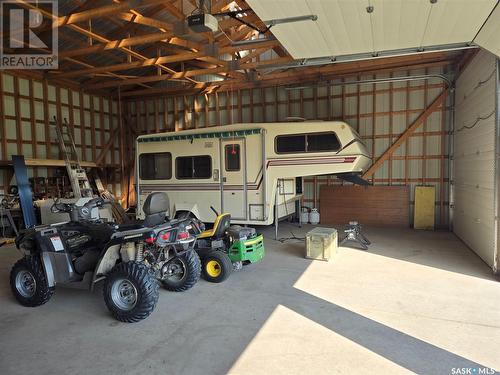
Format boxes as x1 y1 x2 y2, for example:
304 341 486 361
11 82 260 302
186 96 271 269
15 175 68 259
143 192 169 227
198 213 231 240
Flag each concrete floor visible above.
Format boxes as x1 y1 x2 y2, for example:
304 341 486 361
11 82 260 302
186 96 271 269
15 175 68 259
0 224 499 375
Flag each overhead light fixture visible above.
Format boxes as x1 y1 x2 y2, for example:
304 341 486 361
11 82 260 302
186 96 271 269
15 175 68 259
263 15 318 27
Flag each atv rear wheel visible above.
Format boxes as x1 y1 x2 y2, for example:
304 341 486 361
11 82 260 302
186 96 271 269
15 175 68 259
104 261 159 323
161 250 201 292
201 250 232 283
10 256 54 307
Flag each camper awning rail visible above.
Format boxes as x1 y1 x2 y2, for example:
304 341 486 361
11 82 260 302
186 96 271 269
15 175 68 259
138 129 262 143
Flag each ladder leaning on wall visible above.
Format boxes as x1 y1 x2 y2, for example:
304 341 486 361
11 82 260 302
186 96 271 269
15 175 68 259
53 116 93 198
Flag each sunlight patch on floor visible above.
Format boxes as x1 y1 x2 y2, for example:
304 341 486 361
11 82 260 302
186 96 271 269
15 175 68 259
292 247 500 370
229 304 411 375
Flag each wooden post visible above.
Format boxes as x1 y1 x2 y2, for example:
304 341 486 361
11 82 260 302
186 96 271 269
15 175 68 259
356 75 361 132
204 94 209 127
262 88 266 122
144 99 149 133
183 96 189 129
79 91 86 161
90 95 97 160
249 89 254 123
388 74 393 185
238 90 242 123
154 97 159 132
440 85 448 225
173 97 178 131
163 96 170 131
404 75 410 186
313 86 318 119
215 92 221 126
422 68 428 185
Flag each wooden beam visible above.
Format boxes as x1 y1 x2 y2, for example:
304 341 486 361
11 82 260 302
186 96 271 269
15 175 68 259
116 57 454 99
59 31 173 58
55 39 281 79
116 12 174 32
0 158 98 168
96 127 118 165
53 0 167 27
17 0 195 84
161 0 186 20
84 55 288 90
362 89 448 179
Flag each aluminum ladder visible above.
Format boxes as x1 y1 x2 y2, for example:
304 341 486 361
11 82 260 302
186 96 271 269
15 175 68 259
53 116 92 198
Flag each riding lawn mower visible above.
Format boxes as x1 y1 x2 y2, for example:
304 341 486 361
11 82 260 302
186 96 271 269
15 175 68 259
194 207 265 283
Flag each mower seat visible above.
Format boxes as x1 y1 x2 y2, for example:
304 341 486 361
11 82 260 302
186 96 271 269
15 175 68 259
143 192 169 227
199 213 231 240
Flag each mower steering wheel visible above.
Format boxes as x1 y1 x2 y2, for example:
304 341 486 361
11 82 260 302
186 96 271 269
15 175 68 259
210 206 219 216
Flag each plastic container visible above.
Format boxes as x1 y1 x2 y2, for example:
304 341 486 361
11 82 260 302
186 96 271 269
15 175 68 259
309 208 320 225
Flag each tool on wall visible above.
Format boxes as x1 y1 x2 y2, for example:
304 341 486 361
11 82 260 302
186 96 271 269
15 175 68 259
339 221 371 250
53 116 92 198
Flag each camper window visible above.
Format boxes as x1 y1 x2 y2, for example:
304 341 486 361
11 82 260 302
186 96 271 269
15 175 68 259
225 144 240 171
176 155 212 179
139 152 172 180
275 132 341 154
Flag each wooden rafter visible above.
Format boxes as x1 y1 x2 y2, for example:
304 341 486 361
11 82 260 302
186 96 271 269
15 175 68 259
362 89 449 179
84 56 291 90
59 31 173 59
116 55 454 98
53 0 168 28
16 0 199 85
55 39 281 78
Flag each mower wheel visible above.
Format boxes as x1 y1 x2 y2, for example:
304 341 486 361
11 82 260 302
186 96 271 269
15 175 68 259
201 251 232 283
104 261 159 323
10 256 54 307
161 250 201 292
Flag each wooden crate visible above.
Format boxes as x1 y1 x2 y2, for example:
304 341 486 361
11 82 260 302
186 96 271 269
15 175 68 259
306 227 338 261
320 186 409 227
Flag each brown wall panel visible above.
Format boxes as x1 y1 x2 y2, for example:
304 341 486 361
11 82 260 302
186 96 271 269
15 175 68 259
320 186 410 227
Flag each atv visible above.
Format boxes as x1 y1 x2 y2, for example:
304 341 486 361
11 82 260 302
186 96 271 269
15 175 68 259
10 193 199 323
195 207 265 283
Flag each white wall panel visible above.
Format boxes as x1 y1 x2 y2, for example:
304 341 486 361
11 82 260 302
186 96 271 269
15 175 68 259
453 49 498 270
247 0 496 59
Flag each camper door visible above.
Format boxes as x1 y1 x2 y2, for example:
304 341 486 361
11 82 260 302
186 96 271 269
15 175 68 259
221 139 246 220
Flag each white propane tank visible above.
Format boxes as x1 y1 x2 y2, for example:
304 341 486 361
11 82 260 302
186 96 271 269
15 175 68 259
309 208 320 225
300 207 310 224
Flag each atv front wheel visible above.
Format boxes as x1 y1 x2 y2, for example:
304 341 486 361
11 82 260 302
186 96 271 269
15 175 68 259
103 261 159 323
161 250 201 292
201 251 232 283
10 256 54 307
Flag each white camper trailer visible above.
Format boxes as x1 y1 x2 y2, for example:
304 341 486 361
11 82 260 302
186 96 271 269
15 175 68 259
136 121 371 225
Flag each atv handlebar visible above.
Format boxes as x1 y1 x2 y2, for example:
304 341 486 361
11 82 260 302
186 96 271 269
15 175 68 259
51 197 110 221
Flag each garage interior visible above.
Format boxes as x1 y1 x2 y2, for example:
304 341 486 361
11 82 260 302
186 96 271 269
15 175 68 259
0 0 499 374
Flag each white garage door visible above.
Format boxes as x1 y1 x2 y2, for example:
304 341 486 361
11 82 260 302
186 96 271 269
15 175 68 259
453 50 498 271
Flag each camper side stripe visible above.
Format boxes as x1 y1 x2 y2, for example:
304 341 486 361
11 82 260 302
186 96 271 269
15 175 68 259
139 156 357 194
